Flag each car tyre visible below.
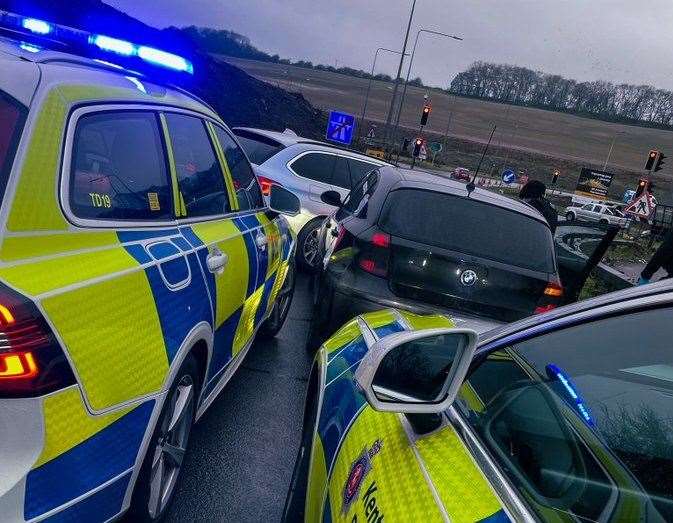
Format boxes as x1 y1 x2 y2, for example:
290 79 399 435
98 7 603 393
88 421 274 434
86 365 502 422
565 211 575 221
599 218 609 225
127 354 200 522
296 218 324 273
259 260 296 339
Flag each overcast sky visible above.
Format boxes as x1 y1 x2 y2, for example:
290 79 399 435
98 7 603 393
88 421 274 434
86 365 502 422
106 0 673 90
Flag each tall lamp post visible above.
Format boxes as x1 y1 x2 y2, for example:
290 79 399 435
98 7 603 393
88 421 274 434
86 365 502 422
357 47 406 144
391 29 462 143
382 0 418 150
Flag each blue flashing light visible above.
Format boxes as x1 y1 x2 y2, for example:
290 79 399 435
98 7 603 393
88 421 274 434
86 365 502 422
546 364 595 426
91 35 135 56
137 46 194 74
19 42 41 53
21 18 52 35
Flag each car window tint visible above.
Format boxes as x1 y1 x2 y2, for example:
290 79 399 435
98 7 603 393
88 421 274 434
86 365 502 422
337 170 380 220
582 204 593 210
331 156 351 189
291 152 336 184
459 307 673 521
233 130 284 165
380 189 555 272
214 126 264 211
70 111 172 221
165 114 230 218
348 159 378 185
0 91 25 208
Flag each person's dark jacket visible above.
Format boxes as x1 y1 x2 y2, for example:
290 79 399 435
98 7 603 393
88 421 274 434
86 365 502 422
523 197 558 233
642 230 673 280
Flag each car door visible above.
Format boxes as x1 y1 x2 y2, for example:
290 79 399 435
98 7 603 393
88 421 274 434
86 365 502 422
456 305 673 521
162 111 254 400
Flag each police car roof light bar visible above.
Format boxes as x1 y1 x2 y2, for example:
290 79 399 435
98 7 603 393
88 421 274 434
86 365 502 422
1 11 194 74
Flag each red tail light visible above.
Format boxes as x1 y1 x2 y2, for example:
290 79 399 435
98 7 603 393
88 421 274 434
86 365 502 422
535 280 564 315
358 232 391 278
0 284 75 397
257 175 278 196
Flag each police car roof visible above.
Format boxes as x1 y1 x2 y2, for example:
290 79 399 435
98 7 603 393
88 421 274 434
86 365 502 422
0 36 214 116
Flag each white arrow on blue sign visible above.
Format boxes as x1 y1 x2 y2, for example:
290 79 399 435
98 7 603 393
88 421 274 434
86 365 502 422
326 110 356 145
502 169 517 184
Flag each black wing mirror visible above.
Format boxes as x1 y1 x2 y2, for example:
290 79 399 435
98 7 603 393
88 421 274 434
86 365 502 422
320 190 342 207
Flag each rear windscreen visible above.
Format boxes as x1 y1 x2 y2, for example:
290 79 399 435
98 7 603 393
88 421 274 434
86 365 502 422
233 130 285 165
0 91 26 202
380 189 556 272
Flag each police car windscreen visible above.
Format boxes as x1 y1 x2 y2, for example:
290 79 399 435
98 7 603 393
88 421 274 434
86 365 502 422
380 189 555 273
0 91 25 188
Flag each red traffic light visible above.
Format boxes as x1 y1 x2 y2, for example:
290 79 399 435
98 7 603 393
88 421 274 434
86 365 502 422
420 104 431 126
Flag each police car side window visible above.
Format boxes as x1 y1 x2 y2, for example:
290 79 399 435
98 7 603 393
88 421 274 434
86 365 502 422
70 111 172 221
213 126 264 211
164 114 231 218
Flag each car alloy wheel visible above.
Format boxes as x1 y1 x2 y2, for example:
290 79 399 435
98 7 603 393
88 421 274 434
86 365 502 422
302 228 320 268
147 374 195 519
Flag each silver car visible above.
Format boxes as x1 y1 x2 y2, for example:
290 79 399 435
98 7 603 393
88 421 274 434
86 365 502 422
233 127 386 270
565 202 628 227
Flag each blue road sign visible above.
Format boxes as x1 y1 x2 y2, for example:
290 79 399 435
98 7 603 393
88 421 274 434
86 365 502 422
326 110 356 145
502 169 517 184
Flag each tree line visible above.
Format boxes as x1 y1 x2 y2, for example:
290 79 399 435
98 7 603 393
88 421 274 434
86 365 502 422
450 62 673 128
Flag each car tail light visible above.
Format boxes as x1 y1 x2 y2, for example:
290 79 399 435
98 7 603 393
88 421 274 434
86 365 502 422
358 232 390 278
257 175 278 196
534 280 564 315
0 284 76 397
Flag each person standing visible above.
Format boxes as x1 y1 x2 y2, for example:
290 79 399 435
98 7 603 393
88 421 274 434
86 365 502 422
519 180 558 233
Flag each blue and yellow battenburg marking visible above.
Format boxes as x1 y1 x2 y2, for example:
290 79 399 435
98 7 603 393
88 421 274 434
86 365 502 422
307 310 510 523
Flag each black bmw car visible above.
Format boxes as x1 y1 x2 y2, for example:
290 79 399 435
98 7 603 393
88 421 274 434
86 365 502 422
307 166 562 349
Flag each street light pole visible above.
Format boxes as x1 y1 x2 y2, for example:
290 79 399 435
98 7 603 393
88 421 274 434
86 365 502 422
356 47 405 145
382 0 417 150
603 132 619 171
391 29 462 143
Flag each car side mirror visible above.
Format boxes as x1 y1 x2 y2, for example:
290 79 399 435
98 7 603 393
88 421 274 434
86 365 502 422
354 328 477 414
269 185 300 216
320 190 342 207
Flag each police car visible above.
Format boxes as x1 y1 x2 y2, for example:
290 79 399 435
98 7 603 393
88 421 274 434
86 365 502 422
285 281 673 522
0 12 299 522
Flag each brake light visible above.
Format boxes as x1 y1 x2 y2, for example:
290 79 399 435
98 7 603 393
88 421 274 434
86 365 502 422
0 284 75 397
544 282 564 297
371 232 390 248
257 175 278 196
535 280 564 315
534 304 557 314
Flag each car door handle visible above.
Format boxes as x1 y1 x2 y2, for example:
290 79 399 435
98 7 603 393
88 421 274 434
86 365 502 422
256 233 268 251
206 250 228 274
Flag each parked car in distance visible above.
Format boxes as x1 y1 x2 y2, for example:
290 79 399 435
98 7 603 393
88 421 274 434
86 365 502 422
285 281 673 522
307 167 562 350
565 202 628 227
450 166 471 181
232 127 387 271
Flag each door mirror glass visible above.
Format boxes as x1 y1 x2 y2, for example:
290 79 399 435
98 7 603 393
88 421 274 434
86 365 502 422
355 328 477 414
269 184 300 216
320 190 342 207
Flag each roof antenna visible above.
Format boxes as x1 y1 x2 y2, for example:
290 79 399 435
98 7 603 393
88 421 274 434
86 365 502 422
466 125 497 196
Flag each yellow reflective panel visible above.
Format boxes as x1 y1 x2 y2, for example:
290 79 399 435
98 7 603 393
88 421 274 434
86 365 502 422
399 310 455 331
323 318 362 355
233 284 265 356
305 433 328 522
360 309 397 330
0 232 120 262
328 407 443 522
416 425 504 522
41 270 168 411
190 219 249 328
0 247 139 296
34 387 131 468
266 261 289 317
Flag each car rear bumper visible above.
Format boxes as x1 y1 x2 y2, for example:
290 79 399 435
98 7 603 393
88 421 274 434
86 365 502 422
326 268 503 335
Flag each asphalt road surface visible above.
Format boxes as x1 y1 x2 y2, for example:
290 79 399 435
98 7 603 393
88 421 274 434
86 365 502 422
164 274 314 522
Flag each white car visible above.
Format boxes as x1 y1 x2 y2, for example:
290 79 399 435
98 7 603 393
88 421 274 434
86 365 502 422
232 127 387 270
565 202 628 227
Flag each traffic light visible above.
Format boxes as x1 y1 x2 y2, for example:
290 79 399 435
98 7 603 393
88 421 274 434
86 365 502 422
646 150 658 170
403 137 411 151
413 138 423 157
552 170 560 185
635 178 648 198
655 152 666 172
420 104 431 126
